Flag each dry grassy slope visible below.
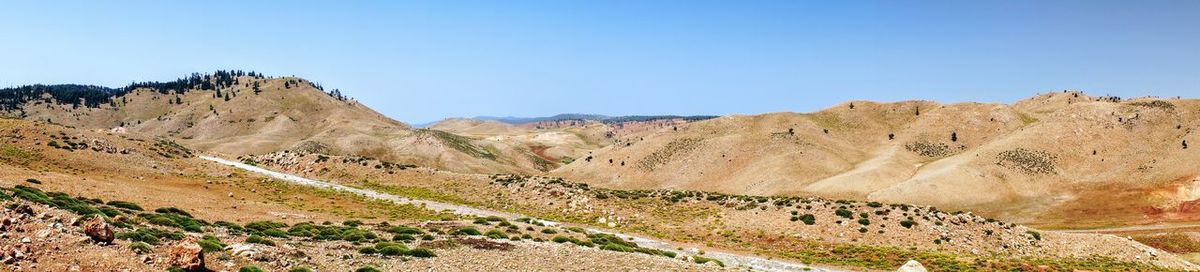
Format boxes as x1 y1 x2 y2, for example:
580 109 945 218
10 76 548 174
555 92 1200 226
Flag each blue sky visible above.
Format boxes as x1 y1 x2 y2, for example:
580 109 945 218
1 1 1196 124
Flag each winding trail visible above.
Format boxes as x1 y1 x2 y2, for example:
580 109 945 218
200 155 844 272
1055 223 1200 234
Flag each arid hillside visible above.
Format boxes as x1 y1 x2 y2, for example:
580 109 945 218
554 92 1200 227
0 72 556 175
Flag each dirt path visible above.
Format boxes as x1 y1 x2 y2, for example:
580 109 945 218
1055 223 1200 234
200 155 845 272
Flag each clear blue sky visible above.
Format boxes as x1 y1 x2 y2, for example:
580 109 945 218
1 1 1197 124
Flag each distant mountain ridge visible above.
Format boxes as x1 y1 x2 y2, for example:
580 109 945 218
474 113 718 125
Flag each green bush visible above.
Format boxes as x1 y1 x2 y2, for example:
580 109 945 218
115 228 184 245
1026 230 1042 241
24 178 42 184
455 227 481 236
900 220 916 229
799 214 816 225
375 242 408 256
199 235 225 253
129 242 153 254
140 213 206 232
406 247 436 258
484 229 507 239
858 218 870 226
244 221 288 232
835 208 853 219
246 235 275 246
262 229 289 238
393 234 415 241
355 267 381 272
154 207 193 217
541 228 557 234
693 256 725 267
343 220 363 227
551 236 570 243
287 267 314 272
358 247 378 254
239 266 265 272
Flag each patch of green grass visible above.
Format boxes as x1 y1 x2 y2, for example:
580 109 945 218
116 228 184 245
106 201 143 211
245 235 276 246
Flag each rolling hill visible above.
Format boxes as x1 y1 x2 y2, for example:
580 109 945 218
0 71 552 174
553 91 1200 227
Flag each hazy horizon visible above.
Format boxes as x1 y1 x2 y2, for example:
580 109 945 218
2 0 1197 124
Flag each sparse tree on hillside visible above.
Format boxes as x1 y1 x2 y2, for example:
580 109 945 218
888 133 894 140
915 107 920 116
951 132 958 142
849 102 855 110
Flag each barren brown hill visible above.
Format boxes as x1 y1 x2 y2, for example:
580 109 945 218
1 73 554 175
553 91 1200 228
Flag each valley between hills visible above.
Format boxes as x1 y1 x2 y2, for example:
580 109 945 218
1 71 1198 271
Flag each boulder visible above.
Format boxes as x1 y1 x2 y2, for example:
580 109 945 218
82 216 114 243
896 259 928 272
167 237 205 271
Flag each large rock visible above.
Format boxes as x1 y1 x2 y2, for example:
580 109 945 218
167 237 205 271
82 216 114 243
896 260 928 272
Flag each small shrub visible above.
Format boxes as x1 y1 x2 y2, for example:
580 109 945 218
406 247 436 258
484 229 507 239
246 235 275 246
455 227 481 236
198 235 225 253
288 268 314 272
835 208 853 219
24 178 41 184
355 266 382 272
129 242 153 254
1026 230 1042 241
541 228 557 234
693 256 725 267
375 242 408 256
900 220 916 229
551 236 570 243
239 266 265 272
799 214 816 225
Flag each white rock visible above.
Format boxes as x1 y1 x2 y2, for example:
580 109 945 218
896 260 928 272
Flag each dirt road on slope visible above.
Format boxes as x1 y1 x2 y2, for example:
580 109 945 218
200 155 845 272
